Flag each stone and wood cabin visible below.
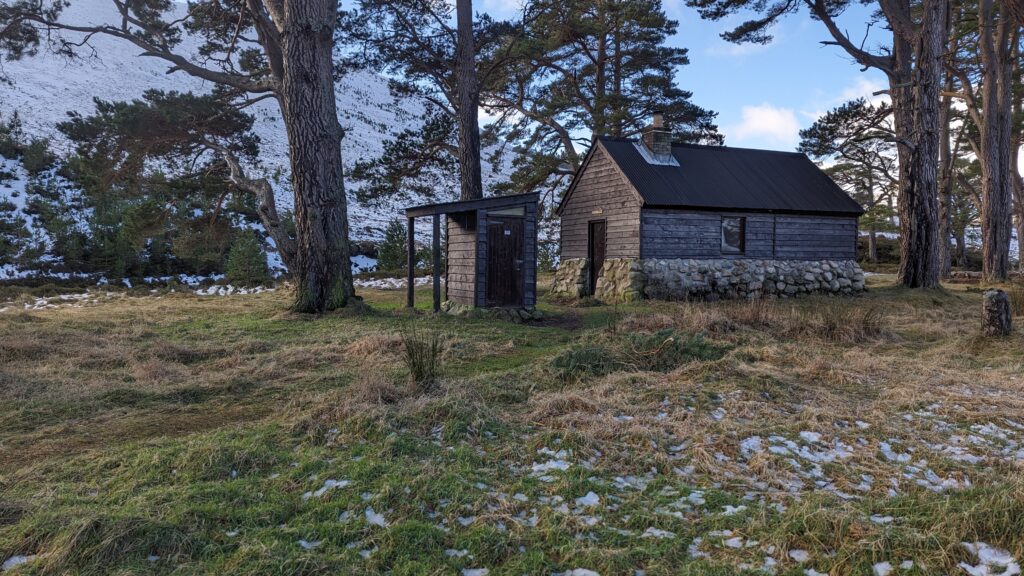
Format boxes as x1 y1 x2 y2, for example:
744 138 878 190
551 115 867 301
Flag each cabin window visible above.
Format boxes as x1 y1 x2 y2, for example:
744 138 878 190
721 216 746 254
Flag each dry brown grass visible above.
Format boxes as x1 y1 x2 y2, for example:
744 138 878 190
520 282 1024 499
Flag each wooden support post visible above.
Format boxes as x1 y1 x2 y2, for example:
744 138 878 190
432 214 441 313
406 216 415 308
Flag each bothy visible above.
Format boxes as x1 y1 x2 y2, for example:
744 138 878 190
552 114 867 301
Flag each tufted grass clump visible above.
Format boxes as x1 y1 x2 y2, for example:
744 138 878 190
551 329 727 381
620 329 727 372
550 344 619 382
400 323 444 392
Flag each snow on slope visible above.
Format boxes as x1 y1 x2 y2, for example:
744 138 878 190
0 0 511 241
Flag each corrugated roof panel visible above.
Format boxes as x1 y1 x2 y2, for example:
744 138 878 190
598 138 865 216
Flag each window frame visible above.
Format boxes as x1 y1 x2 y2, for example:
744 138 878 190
721 216 746 255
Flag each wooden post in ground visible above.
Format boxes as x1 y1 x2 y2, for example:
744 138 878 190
982 289 1013 336
407 216 415 308
432 214 441 313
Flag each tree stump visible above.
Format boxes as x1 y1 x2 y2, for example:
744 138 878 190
982 289 1013 336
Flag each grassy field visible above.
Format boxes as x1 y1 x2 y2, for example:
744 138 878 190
1 276 1023 575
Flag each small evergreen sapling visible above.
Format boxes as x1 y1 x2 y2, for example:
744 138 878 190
226 231 271 287
377 218 408 273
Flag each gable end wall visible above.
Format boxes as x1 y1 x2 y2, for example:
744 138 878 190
559 146 641 260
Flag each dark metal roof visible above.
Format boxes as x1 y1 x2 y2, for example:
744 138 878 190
597 137 865 216
405 192 539 218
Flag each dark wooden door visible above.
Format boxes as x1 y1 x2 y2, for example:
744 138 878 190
588 220 606 295
487 217 524 306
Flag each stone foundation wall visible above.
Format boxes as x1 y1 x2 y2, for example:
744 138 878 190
641 258 865 300
551 257 866 301
595 258 644 302
550 258 589 298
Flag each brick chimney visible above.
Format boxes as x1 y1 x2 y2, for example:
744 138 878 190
641 112 673 161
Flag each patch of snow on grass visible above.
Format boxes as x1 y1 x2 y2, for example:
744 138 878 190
641 527 675 539
789 549 811 563
2 556 38 572
353 276 433 290
303 478 350 500
959 542 1021 576
365 507 388 527
872 561 893 576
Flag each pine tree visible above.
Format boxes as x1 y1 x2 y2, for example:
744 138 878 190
377 219 408 272
341 0 514 202
483 0 720 197
2 0 354 312
226 231 271 287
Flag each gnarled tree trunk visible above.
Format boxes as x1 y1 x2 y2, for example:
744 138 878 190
889 5 944 289
281 0 354 312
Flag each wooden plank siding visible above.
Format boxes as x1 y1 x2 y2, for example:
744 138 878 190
523 201 538 307
641 210 775 259
773 215 857 260
470 205 538 308
639 209 857 260
445 212 477 306
559 145 642 260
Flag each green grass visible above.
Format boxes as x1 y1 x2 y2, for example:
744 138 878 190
2 276 1024 574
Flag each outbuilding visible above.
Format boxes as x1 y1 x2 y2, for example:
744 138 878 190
551 115 867 301
405 192 539 312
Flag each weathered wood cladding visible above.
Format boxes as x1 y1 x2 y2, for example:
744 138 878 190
639 209 857 260
559 145 641 260
773 215 858 260
445 212 477 306
408 192 538 310
471 202 538 308
641 210 774 259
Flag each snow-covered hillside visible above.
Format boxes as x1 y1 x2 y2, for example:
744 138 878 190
0 0 510 241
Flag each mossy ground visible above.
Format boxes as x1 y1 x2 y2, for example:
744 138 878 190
1 275 1023 575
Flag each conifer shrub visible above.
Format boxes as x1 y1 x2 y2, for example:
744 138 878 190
225 230 270 286
21 138 56 175
377 218 407 273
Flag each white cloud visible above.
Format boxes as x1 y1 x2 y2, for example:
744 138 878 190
726 103 801 148
705 42 772 57
838 76 889 106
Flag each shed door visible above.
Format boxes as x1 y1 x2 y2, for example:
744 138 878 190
588 220 606 295
486 217 524 307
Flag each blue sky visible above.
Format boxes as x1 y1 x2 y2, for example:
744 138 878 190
478 0 891 151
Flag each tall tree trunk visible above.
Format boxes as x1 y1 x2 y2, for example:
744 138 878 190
869 228 879 263
891 3 944 289
956 231 967 267
938 76 955 278
455 0 483 201
281 0 353 312
1015 177 1024 271
1013 41 1024 272
978 0 1015 281
1013 132 1024 271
